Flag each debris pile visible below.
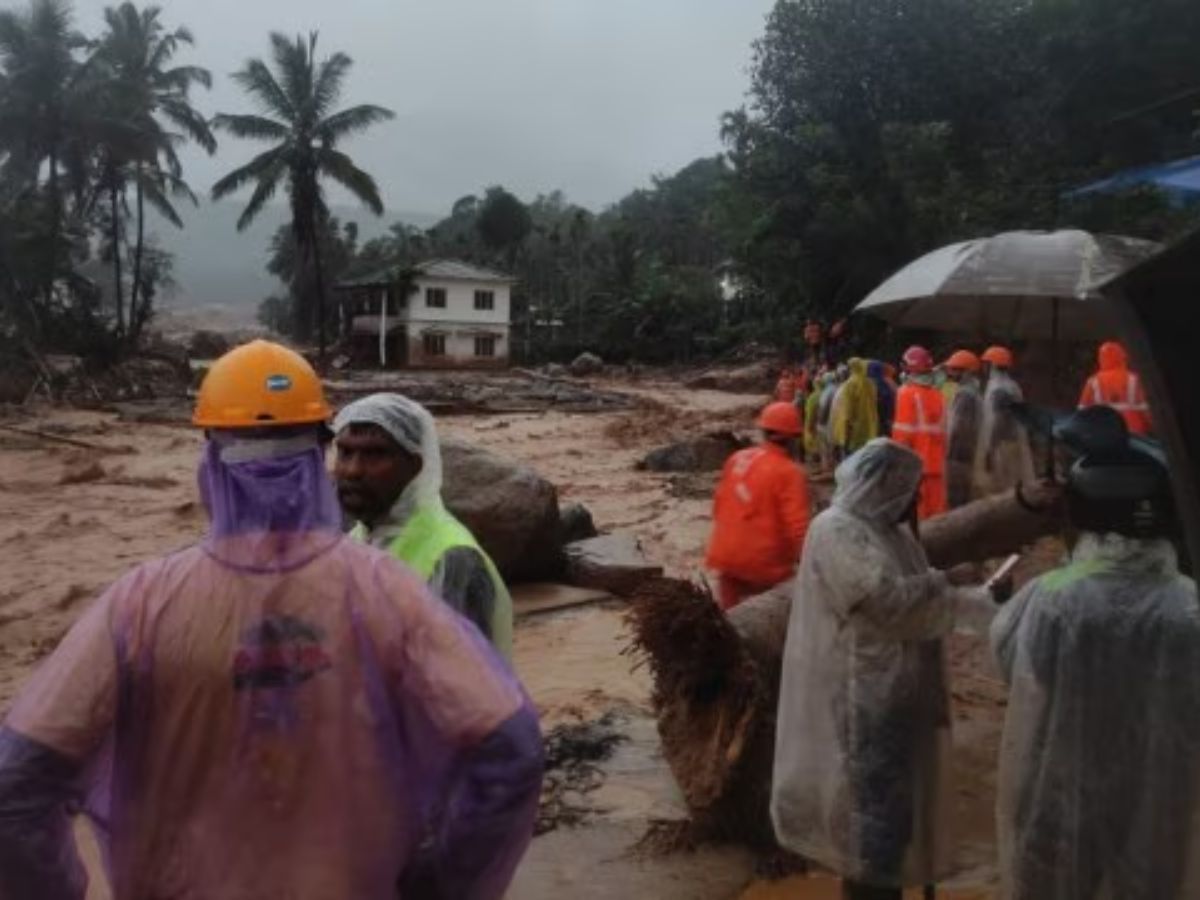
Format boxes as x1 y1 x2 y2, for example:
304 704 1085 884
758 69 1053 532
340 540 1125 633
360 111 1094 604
324 369 636 415
537 712 629 835
638 431 748 473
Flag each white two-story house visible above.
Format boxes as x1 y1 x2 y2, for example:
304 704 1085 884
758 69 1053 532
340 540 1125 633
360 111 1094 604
336 259 515 368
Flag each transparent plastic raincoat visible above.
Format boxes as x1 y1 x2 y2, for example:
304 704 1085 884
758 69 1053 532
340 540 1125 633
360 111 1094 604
0 436 542 900
945 375 983 509
335 394 514 660
831 359 880 457
975 369 1034 496
772 439 991 887
991 533 1200 900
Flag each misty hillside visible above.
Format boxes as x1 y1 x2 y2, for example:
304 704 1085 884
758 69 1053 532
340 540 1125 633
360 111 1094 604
150 202 438 313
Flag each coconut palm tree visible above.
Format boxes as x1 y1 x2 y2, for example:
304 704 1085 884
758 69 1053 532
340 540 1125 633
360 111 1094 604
0 0 85 310
93 2 214 339
212 32 394 356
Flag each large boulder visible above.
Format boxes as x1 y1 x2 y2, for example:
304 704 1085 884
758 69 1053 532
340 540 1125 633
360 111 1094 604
637 431 748 473
564 533 664 596
569 352 605 377
558 501 599 544
685 361 774 395
441 438 563 582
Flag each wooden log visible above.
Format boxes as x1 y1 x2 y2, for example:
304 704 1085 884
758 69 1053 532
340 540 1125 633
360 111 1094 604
625 483 1064 847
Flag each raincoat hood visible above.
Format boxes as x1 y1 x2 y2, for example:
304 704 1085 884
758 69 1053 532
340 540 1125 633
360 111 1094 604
1098 341 1129 371
832 439 922 524
848 357 868 379
334 394 445 548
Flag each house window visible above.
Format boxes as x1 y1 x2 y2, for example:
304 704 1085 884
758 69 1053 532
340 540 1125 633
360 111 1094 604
474 290 495 311
475 335 497 358
423 333 446 357
425 287 447 309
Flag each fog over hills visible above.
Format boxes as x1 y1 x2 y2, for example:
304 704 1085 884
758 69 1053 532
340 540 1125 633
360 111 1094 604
151 203 438 314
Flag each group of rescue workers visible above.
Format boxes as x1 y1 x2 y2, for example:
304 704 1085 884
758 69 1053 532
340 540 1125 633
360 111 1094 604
708 337 1192 899
0 335 1191 900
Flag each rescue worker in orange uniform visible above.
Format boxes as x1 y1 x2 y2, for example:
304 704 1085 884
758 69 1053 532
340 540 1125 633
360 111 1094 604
706 402 812 611
1078 340 1153 436
891 345 947 519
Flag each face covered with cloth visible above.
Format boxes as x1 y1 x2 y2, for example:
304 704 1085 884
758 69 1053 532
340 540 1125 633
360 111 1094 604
334 393 514 659
770 438 994 891
0 341 541 900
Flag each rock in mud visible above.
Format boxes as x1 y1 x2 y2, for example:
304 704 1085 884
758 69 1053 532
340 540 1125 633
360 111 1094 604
441 438 563 582
59 461 106 485
685 361 774 395
637 432 748 473
569 352 605 377
564 533 663 596
544 363 569 379
559 501 599 544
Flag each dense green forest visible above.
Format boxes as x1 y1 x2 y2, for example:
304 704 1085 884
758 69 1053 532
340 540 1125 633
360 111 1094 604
3 0 1200 366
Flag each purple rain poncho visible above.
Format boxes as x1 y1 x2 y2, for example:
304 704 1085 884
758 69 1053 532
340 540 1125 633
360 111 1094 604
0 436 542 900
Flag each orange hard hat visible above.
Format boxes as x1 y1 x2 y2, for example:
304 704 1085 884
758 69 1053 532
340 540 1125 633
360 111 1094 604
944 350 982 373
981 345 1014 369
757 401 803 437
193 339 331 428
902 345 934 374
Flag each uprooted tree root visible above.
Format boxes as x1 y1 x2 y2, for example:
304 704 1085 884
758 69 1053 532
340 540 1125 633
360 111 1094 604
537 711 629 835
623 578 781 849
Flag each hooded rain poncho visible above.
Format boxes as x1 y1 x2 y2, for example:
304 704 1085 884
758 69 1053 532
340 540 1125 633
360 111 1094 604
990 533 1200 900
831 359 880 457
945 375 983 508
0 436 541 900
975 369 1034 496
772 439 987 887
334 394 514 660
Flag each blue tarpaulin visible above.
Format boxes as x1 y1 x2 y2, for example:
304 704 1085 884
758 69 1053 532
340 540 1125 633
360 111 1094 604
1067 155 1200 206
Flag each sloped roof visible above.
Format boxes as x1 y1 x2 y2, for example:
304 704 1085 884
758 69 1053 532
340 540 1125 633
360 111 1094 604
336 258 515 289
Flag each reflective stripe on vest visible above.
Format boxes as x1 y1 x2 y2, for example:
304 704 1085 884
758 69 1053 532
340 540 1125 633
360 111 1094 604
1089 373 1150 413
894 389 945 435
354 505 513 660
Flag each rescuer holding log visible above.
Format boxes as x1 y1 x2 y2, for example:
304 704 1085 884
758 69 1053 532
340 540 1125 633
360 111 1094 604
770 438 1005 900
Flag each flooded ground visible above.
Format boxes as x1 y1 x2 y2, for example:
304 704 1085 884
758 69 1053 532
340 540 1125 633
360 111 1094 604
0 375 1007 898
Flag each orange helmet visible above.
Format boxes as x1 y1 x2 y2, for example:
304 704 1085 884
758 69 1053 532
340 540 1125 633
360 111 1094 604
902 345 934 374
981 345 1014 369
193 339 331 429
944 350 981 373
757 401 803 437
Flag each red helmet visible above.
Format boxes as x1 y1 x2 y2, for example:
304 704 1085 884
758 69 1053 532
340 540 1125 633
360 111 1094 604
757 401 803 436
902 345 934 374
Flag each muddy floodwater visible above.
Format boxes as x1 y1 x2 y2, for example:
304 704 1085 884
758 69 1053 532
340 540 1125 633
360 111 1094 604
0 377 1008 898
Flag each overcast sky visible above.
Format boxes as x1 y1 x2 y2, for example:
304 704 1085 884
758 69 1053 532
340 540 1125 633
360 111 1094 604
71 0 775 217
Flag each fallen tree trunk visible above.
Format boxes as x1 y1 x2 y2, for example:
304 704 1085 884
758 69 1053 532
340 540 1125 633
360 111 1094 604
625 482 1063 848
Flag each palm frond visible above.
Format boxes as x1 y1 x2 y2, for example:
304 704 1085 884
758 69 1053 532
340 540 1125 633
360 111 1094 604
317 147 384 214
211 145 286 201
161 64 211 92
210 113 288 143
312 51 352 119
161 97 216 153
316 103 393 145
231 57 294 122
142 177 183 228
237 159 287 230
269 32 312 120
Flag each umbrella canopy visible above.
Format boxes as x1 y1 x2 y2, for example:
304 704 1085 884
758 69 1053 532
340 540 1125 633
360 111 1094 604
855 229 1161 340
1067 154 1200 207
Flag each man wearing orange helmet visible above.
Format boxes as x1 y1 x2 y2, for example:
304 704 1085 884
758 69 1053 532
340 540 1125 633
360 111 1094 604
0 341 542 900
977 345 1035 496
706 402 812 611
943 350 984 508
1078 340 1153 436
891 345 948 519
